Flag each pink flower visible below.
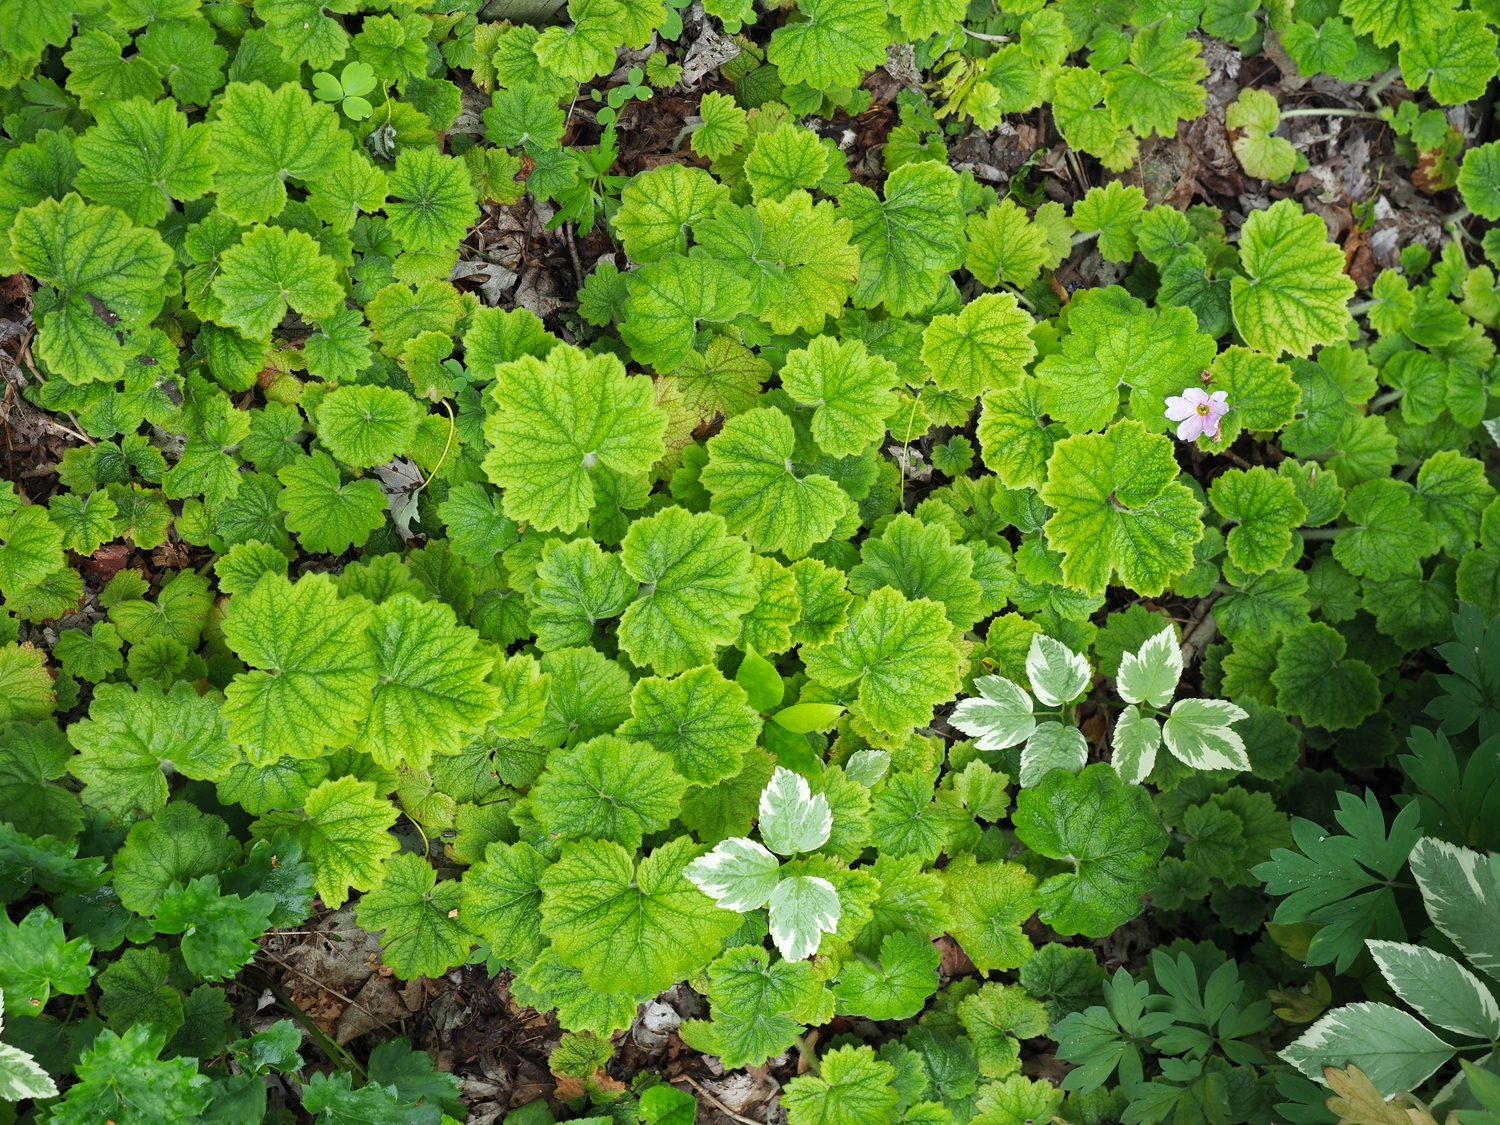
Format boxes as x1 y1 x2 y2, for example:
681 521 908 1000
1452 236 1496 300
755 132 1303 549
1164 387 1229 441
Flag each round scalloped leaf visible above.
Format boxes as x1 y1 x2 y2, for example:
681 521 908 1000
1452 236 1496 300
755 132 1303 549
1231 199 1356 359
356 852 471 980
921 292 1037 398
483 345 666 533
1012 763 1166 938
781 335 898 458
1040 420 1203 598
1269 622 1382 731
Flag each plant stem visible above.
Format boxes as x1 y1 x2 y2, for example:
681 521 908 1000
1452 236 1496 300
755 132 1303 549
1278 107 1384 120
1369 388 1405 410
793 1032 822 1078
1364 67 1402 101
1298 527 1341 540
962 27 1010 42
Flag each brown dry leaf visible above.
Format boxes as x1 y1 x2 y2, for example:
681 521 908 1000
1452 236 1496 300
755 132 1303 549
1325 1066 1438 1125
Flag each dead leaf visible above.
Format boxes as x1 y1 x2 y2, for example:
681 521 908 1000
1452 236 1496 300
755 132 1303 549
1325 1065 1438 1125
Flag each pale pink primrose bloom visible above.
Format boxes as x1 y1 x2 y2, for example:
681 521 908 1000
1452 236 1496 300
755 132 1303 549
1164 387 1229 441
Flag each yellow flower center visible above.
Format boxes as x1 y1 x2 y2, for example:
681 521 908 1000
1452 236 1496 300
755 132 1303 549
1196 402 1212 416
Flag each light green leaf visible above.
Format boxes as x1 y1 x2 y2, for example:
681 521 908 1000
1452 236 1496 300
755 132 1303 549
833 930 939 1020
1333 478 1439 581
356 852 470 980
620 253 754 372
841 161 966 318
803 586 963 740
222 572 377 763
67 681 238 820
357 594 500 771
540 835 743 995
385 147 479 254
700 407 852 559
1101 27 1208 138
209 81 346 225
921 292 1036 398
616 162 728 263
251 775 398 910
482 344 666 532
277 451 388 555
213 224 343 341
781 335 898 458
460 840 549 966
766 0 888 89
1210 466 1309 575
1231 199 1355 358
616 505 756 674
532 734 687 848
1040 420 1204 597
74 97 214 227
782 1044 899 1125
1012 764 1166 937
1072 181 1146 262
941 854 1036 973
11 193 172 385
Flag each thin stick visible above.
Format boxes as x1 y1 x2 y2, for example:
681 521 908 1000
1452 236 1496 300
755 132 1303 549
675 1075 767 1125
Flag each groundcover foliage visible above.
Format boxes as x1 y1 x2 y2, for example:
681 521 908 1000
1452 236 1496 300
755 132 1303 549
5 0 1500 1121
